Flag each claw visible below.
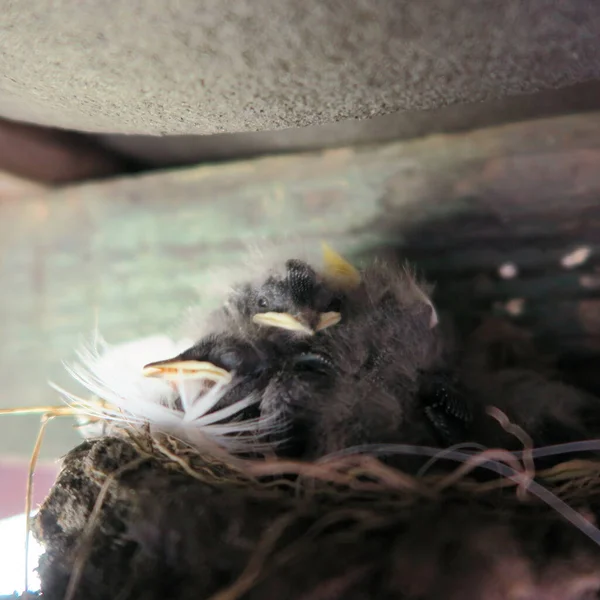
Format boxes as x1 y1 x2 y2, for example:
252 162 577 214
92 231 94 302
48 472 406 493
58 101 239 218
142 359 232 383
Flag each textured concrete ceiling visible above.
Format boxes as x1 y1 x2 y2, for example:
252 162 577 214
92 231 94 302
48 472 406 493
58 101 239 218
1 0 599 135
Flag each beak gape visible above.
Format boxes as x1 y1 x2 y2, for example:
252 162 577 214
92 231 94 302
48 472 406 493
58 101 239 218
252 311 342 335
142 359 232 383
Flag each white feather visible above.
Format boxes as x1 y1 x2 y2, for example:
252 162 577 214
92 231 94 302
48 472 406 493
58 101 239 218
54 334 280 454
53 239 334 453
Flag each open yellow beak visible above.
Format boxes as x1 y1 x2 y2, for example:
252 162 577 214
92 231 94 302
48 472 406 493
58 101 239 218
142 359 232 383
252 312 314 335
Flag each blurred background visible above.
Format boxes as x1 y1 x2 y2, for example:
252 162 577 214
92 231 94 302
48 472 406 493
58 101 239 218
1 3 600 592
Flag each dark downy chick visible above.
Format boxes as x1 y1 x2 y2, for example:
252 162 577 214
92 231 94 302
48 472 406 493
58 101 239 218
261 258 472 458
144 254 346 381
143 249 472 460
141 251 351 375
140 251 353 451
143 332 294 451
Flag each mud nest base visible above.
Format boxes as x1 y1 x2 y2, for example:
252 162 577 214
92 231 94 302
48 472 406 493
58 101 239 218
32 434 600 600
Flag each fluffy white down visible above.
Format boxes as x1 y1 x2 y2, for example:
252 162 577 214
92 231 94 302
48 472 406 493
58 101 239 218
54 334 270 453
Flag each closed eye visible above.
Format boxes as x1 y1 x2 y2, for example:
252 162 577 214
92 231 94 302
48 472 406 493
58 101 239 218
293 352 334 374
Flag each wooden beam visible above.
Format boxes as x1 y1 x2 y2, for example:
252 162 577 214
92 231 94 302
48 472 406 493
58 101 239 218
1 112 600 459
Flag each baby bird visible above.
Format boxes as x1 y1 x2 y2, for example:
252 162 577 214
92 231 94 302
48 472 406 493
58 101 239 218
261 258 465 459
143 248 474 460
66 248 600 464
144 248 351 378
139 247 357 452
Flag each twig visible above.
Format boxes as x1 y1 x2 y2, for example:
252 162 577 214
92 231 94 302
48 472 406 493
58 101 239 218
487 406 535 500
24 414 53 594
244 458 361 487
0 406 77 417
344 455 433 497
433 448 526 492
416 442 488 478
245 456 433 496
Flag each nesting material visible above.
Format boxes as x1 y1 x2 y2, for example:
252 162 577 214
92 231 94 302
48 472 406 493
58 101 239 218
33 433 600 600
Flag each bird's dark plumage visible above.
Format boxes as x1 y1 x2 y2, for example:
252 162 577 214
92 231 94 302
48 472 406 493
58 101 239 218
142 249 600 464
419 369 473 447
259 258 449 458
168 255 457 460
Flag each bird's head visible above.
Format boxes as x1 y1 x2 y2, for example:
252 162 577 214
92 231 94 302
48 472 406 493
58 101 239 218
249 258 341 334
227 249 358 336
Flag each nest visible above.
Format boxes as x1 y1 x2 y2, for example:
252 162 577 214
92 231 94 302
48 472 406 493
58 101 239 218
33 427 600 600
25 249 600 599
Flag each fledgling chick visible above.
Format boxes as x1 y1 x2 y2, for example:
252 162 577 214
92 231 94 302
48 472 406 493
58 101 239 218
144 249 475 461
127 247 474 462
61 334 273 454
143 251 348 381
142 330 312 453
182 247 350 343
140 247 360 452
259 258 472 459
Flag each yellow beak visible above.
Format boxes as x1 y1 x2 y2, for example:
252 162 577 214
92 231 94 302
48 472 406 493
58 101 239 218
142 359 232 383
252 311 341 334
315 311 342 331
252 312 314 335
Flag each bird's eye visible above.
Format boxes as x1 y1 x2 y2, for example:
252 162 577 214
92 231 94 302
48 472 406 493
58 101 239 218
257 297 268 309
218 349 243 371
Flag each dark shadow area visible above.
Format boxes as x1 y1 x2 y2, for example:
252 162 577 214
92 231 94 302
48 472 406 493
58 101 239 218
353 201 600 397
0 118 143 185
